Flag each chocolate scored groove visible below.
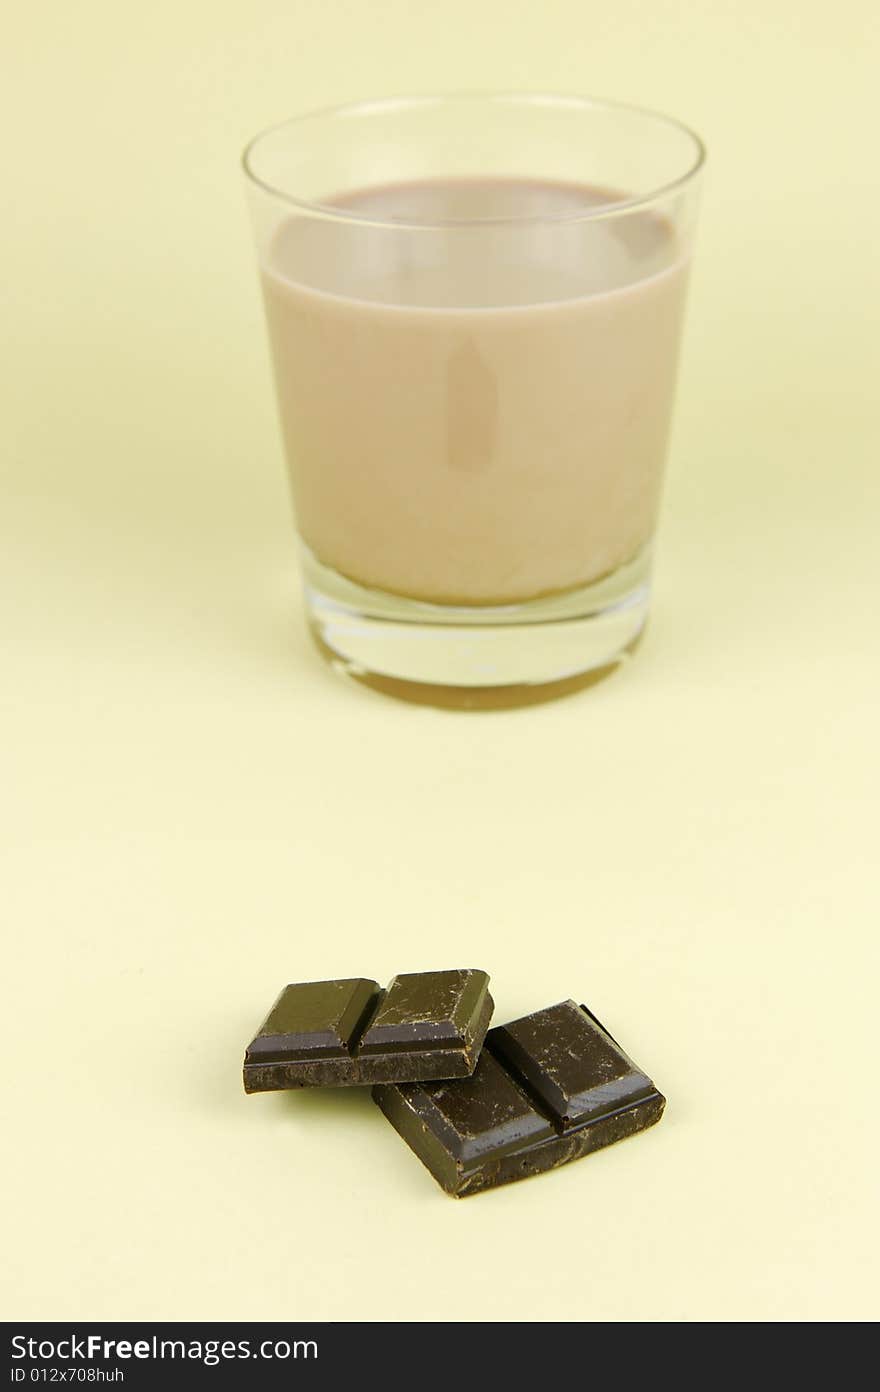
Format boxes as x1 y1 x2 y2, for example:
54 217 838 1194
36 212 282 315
373 999 665 1196
243 969 493 1091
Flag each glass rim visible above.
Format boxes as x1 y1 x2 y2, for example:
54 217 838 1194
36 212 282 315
241 92 706 230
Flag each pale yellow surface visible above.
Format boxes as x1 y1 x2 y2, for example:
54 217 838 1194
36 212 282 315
2 1 878 1324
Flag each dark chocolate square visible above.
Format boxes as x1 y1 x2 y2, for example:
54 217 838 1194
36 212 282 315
374 999 665 1196
243 969 493 1091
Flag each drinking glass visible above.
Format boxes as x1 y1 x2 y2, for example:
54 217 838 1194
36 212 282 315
243 94 704 706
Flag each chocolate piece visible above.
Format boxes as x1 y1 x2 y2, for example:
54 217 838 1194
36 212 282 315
243 970 493 1091
373 1000 665 1196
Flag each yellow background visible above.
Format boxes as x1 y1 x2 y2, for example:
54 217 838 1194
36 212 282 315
2 0 878 1323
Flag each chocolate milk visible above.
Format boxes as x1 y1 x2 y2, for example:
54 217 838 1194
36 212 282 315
261 179 690 605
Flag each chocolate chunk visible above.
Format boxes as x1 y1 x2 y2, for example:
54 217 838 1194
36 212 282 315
243 970 493 1091
373 1000 665 1196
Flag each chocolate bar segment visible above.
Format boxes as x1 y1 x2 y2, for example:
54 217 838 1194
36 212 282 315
358 970 489 1055
243 969 492 1092
373 1000 665 1196
244 978 380 1066
489 999 657 1127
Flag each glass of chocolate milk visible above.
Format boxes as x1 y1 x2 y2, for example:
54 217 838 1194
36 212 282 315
243 95 704 706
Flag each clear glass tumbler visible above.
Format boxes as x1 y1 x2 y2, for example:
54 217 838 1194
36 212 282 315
243 94 704 707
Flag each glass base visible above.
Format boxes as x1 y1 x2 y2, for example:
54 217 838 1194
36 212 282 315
301 545 651 710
